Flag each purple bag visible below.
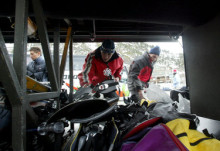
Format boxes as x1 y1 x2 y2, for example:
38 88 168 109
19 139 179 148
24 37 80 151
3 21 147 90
121 122 188 151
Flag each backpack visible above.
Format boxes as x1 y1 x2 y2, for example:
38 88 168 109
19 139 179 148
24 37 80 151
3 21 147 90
166 118 220 151
121 117 188 151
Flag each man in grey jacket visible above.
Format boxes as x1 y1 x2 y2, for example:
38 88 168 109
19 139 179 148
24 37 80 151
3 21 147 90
27 47 48 82
127 46 161 102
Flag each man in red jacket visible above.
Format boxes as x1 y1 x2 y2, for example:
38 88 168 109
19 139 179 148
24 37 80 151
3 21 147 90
78 39 123 98
127 46 161 102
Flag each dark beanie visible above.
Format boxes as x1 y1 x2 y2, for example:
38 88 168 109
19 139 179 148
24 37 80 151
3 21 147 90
100 39 115 53
149 46 161 56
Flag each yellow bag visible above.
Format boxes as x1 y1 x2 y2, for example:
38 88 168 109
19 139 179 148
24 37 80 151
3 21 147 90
166 119 220 151
140 99 156 107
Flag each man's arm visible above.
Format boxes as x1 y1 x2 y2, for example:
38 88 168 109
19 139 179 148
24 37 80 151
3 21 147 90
33 71 44 80
27 70 33 77
32 59 47 81
128 61 143 90
113 57 123 81
78 53 96 87
27 62 35 78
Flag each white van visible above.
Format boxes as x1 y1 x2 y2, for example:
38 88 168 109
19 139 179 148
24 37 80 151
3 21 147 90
61 55 86 92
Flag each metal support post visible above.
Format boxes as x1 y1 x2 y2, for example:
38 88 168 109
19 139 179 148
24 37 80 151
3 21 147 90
54 23 61 109
69 34 73 102
54 24 60 89
0 28 25 151
60 27 72 85
32 0 58 91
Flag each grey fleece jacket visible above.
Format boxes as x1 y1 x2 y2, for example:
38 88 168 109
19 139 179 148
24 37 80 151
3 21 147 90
127 52 154 95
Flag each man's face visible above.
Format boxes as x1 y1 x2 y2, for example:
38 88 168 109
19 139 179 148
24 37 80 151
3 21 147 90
101 51 113 62
30 50 41 60
149 54 159 62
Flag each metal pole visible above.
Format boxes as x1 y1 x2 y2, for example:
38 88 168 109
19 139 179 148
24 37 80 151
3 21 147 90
54 23 60 89
0 28 25 151
32 0 58 91
13 0 28 91
60 27 72 85
69 34 73 102
54 23 61 109
13 0 28 150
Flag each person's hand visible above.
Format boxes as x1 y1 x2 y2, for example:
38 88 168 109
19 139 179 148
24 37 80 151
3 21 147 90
145 82 149 88
83 83 90 88
114 77 120 82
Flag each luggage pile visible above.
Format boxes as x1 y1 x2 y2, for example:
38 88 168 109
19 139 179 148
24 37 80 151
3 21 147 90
119 100 220 151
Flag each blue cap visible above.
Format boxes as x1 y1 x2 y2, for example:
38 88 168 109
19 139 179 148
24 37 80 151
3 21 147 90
149 46 161 56
100 39 115 53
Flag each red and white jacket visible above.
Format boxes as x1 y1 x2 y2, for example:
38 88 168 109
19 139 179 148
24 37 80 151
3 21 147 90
78 48 123 86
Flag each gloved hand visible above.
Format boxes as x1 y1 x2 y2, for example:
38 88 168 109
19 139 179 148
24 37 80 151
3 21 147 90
130 94 139 103
145 82 149 88
83 83 90 88
83 83 94 88
114 77 120 82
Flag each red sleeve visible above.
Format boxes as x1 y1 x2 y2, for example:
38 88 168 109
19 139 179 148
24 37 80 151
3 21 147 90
113 57 124 80
78 52 96 86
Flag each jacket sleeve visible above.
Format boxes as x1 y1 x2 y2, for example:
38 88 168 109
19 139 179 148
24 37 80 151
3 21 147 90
78 53 96 86
27 62 34 76
41 67 48 82
113 57 123 80
34 60 47 81
27 70 33 77
128 60 143 90
33 71 44 80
